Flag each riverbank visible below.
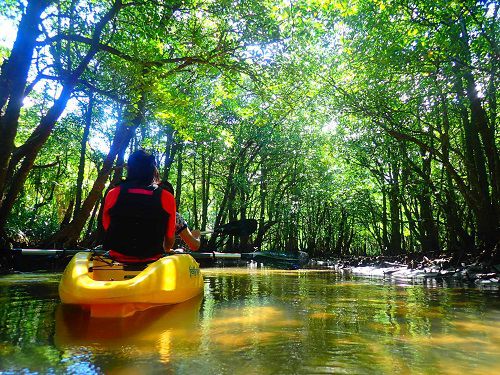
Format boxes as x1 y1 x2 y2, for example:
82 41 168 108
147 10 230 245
310 254 500 288
2 248 500 289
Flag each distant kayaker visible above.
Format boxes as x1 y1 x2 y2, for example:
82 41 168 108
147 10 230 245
102 150 177 263
159 180 201 251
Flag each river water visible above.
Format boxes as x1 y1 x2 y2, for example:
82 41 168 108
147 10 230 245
0 267 499 374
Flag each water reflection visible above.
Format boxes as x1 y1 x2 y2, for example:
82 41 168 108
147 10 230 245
203 305 302 348
55 294 203 357
0 269 499 374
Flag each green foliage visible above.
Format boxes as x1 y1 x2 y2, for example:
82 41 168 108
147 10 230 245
1 0 498 257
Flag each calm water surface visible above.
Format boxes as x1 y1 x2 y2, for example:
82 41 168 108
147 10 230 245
0 268 499 374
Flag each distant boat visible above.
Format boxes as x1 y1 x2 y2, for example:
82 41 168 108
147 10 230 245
187 250 310 269
247 251 310 269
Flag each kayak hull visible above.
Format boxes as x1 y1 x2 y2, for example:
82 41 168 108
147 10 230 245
59 252 203 317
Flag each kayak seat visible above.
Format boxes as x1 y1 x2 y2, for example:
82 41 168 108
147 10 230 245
89 256 149 281
122 263 149 271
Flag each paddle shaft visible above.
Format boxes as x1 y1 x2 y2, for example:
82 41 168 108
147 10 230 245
14 248 88 256
11 248 246 260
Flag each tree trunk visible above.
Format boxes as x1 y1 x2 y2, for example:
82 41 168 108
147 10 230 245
174 143 183 208
381 183 389 253
82 146 125 250
334 208 347 256
191 148 198 228
59 199 75 230
254 164 268 249
417 143 440 254
161 125 176 181
0 85 74 230
435 81 473 255
74 91 94 216
46 118 138 247
110 106 127 187
456 17 500 252
388 162 401 255
0 0 123 234
207 156 239 250
82 196 101 244
0 0 50 194
200 146 213 231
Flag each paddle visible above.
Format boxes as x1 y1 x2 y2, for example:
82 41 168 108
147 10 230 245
12 219 257 254
12 248 103 256
11 219 258 261
10 249 309 271
11 248 246 260
200 218 258 236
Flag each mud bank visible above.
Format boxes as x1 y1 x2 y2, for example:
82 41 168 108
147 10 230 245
310 256 500 289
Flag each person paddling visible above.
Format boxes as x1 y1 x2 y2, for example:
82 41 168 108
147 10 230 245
102 150 177 263
159 180 201 251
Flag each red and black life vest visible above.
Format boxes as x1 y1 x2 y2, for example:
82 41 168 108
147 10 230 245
103 182 169 258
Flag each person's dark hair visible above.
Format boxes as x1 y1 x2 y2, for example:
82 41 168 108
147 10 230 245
126 150 159 185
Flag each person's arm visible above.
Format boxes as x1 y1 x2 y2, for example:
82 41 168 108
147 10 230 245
161 190 177 253
179 228 201 251
163 235 175 253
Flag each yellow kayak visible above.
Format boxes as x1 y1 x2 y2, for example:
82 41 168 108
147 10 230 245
59 252 203 317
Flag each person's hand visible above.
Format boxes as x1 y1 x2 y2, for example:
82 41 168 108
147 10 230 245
166 248 184 254
191 229 201 239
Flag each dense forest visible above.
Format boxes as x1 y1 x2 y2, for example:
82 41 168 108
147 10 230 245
0 0 498 262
